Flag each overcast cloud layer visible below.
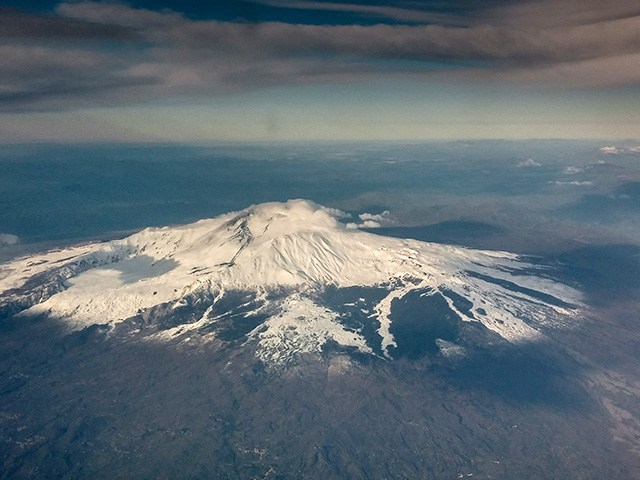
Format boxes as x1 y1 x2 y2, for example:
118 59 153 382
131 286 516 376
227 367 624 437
1 0 640 112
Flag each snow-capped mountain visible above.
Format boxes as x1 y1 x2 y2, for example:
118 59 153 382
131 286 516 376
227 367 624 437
0 199 582 366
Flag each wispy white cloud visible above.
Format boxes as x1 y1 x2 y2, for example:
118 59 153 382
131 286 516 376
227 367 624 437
359 211 391 222
598 145 640 154
346 210 393 229
517 158 541 167
321 206 352 219
480 0 640 28
0 233 19 246
549 181 593 186
250 0 464 25
600 146 620 154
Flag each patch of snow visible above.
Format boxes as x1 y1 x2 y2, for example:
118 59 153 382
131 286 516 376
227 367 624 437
436 339 465 358
248 294 371 366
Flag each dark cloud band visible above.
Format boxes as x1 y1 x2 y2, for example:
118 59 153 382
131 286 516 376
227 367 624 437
1 0 639 111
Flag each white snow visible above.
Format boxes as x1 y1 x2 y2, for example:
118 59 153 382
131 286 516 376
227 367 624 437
249 294 372 366
1 199 584 364
436 339 466 358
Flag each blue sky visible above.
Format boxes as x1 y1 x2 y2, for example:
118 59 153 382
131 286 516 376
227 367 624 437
1 0 640 142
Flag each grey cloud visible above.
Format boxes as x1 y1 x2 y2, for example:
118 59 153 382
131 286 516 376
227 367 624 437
0 6 150 110
0 76 157 112
479 0 640 28
0 233 19 246
55 2 184 28
59 2 640 67
0 45 112 80
0 7 135 40
126 53 376 96
2 1 640 111
137 16 640 93
250 0 466 25
0 45 156 111
251 0 523 26
438 52 640 90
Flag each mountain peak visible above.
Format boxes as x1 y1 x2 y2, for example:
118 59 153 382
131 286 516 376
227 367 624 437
228 199 343 237
1 200 583 365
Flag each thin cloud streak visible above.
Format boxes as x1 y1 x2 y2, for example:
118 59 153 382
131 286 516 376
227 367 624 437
249 0 465 25
479 0 640 27
0 7 135 40
57 2 640 64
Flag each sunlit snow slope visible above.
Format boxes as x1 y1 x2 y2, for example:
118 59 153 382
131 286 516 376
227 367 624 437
0 200 582 365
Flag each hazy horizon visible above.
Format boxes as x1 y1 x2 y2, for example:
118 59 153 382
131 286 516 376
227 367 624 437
2 139 639 258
